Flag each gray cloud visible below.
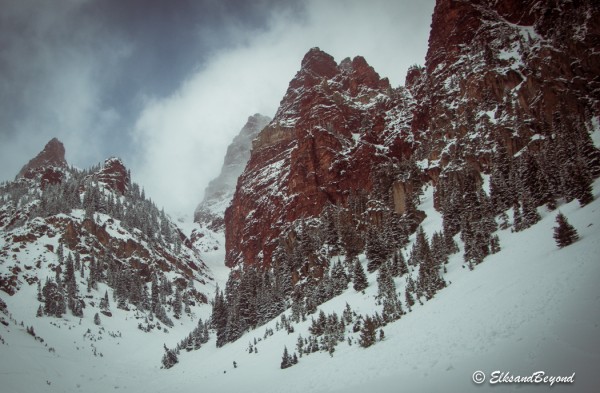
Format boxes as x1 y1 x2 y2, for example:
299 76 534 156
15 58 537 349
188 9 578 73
0 0 131 175
0 0 434 218
130 0 435 217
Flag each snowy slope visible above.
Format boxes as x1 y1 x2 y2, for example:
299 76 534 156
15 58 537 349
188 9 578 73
2 181 598 392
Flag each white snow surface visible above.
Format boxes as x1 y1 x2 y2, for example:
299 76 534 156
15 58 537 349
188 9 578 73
2 182 600 392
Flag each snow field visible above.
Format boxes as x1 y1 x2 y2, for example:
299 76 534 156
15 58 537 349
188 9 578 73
1 182 599 393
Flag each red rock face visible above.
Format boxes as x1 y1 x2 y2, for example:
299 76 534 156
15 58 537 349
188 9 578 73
224 48 414 268
93 157 130 195
17 138 68 187
412 0 600 166
194 114 271 230
225 1 600 269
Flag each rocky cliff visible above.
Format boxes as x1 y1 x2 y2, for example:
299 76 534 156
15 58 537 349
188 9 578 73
1 139 211 314
194 114 270 231
224 48 417 267
412 0 600 177
224 0 600 269
16 137 68 188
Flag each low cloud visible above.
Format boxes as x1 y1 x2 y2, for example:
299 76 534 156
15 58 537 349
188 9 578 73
131 0 434 217
0 0 130 175
0 0 434 218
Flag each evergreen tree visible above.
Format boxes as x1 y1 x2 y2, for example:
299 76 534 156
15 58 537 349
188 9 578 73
330 259 349 295
352 258 368 292
389 250 408 277
572 165 594 207
404 289 415 311
490 234 501 254
553 212 579 248
212 286 229 348
366 225 387 272
296 334 304 357
377 262 403 322
415 226 445 299
338 210 363 259
512 202 523 232
151 275 160 314
100 290 110 311
173 289 182 319
42 279 65 318
359 316 377 348
490 141 513 213
65 253 81 317
430 231 448 265
161 345 178 369
37 281 43 302
521 191 541 229
280 346 292 369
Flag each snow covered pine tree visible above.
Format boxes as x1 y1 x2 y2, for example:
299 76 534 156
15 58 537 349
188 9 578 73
553 212 579 248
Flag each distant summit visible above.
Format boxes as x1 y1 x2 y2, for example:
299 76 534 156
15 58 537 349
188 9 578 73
16 137 68 187
92 157 130 195
194 113 271 230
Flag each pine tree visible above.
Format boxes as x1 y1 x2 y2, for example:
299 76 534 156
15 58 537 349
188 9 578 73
377 262 403 322
490 234 501 254
366 225 387 272
161 345 178 369
212 286 229 348
280 346 292 369
404 289 415 311
94 312 101 325
296 334 304 357
173 289 182 319
65 253 81 316
100 290 110 311
352 258 368 292
359 315 377 348
512 201 523 232
521 191 541 229
490 141 513 213
37 281 43 302
553 212 579 248
330 259 349 295
572 165 594 207
389 250 408 277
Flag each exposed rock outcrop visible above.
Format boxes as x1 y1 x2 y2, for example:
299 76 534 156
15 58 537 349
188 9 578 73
16 138 68 188
224 1 600 269
92 157 130 195
194 114 270 230
224 48 414 268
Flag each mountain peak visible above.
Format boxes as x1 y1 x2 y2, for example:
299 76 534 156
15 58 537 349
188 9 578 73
194 113 271 229
93 157 130 195
17 137 68 184
299 47 337 78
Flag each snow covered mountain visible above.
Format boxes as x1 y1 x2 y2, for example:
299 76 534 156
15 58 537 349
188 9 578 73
0 138 214 355
1 0 600 392
194 113 271 231
1 181 599 392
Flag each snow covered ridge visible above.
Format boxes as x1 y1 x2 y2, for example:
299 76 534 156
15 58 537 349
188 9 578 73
0 179 589 393
0 143 214 340
194 113 271 231
158 181 600 392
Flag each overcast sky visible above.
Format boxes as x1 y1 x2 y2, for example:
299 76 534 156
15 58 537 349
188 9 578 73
0 0 435 218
